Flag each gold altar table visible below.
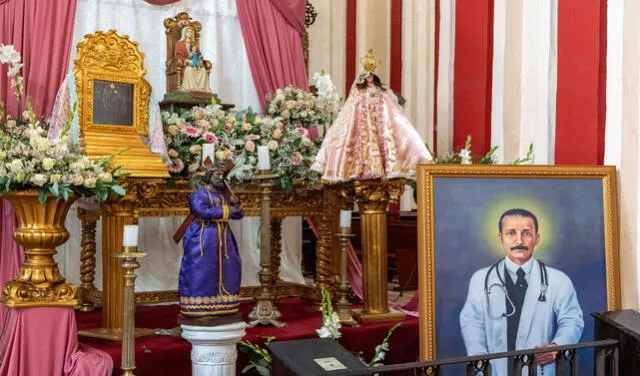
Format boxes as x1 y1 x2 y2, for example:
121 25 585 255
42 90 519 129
78 178 345 338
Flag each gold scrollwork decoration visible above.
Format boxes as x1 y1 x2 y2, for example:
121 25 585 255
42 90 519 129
353 179 405 213
75 30 147 74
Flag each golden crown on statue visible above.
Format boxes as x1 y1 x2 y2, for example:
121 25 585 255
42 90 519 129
360 49 379 72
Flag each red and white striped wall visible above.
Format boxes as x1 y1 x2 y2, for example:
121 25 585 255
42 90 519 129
308 0 436 147
309 0 640 307
439 0 606 165
308 0 605 162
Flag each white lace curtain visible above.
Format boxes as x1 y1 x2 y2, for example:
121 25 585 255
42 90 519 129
54 0 305 291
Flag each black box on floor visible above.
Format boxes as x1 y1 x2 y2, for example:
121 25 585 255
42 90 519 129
268 338 369 376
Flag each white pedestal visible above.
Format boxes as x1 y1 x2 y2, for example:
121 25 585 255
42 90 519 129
181 321 247 376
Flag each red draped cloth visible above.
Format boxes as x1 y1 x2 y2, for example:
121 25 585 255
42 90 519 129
236 0 309 108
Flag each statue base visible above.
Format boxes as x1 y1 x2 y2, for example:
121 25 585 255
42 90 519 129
160 91 235 111
181 318 247 376
178 313 243 327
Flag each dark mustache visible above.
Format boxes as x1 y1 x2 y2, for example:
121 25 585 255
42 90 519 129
510 245 528 251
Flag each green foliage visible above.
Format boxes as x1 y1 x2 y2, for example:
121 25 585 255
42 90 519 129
238 337 275 376
409 136 535 202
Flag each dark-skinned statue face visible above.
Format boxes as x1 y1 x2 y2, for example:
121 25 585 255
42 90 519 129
208 174 225 190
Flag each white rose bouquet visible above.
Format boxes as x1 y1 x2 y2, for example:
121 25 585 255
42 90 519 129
0 44 125 203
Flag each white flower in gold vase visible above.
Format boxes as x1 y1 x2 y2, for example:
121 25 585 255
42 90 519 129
41 157 55 171
8 159 22 173
14 171 25 183
30 174 47 187
72 174 84 186
49 174 62 184
98 172 112 183
69 161 83 173
83 177 97 189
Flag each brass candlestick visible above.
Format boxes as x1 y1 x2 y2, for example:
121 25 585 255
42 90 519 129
247 170 286 328
336 227 357 326
113 246 147 376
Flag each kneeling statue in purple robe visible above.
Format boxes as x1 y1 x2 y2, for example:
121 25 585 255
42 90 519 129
174 160 243 317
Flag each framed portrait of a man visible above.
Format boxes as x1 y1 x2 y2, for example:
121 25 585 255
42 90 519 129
416 165 621 376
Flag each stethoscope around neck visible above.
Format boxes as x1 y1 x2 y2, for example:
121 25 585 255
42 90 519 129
483 258 549 320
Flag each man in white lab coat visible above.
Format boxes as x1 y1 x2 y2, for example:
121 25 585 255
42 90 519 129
459 208 584 375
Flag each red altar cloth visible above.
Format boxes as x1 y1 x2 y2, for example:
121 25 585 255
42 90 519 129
77 298 418 376
0 307 113 376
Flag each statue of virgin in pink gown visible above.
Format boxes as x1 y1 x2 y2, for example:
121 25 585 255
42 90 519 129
311 71 431 182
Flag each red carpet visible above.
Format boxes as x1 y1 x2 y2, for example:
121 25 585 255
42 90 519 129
76 298 419 375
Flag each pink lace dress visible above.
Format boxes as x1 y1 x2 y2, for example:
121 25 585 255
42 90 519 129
312 84 431 182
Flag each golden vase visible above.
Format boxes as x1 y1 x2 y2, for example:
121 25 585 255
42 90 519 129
1 191 79 308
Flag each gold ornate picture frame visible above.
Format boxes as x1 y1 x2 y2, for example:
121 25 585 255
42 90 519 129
416 165 621 365
74 30 167 178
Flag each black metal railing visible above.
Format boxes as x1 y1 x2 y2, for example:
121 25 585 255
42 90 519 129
328 339 619 376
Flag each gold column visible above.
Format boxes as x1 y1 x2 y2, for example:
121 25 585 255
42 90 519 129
77 208 101 312
103 201 135 334
79 198 153 340
352 180 405 323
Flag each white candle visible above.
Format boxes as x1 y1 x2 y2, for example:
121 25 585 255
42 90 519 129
123 225 138 247
257 145 271 170
202 143 215 165
339 210 352 228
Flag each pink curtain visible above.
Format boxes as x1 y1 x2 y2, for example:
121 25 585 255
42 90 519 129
0 0 77 330
236 0 309 109
0 308 113 376
0 0 77 119
0 203 22 330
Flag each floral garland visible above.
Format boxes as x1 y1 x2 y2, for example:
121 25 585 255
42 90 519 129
161 76 341 191
162 104 231 179
0 44 125 203
265 85 321 127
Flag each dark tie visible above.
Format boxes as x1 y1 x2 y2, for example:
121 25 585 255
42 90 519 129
507 267 529 355
516 267 527 293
